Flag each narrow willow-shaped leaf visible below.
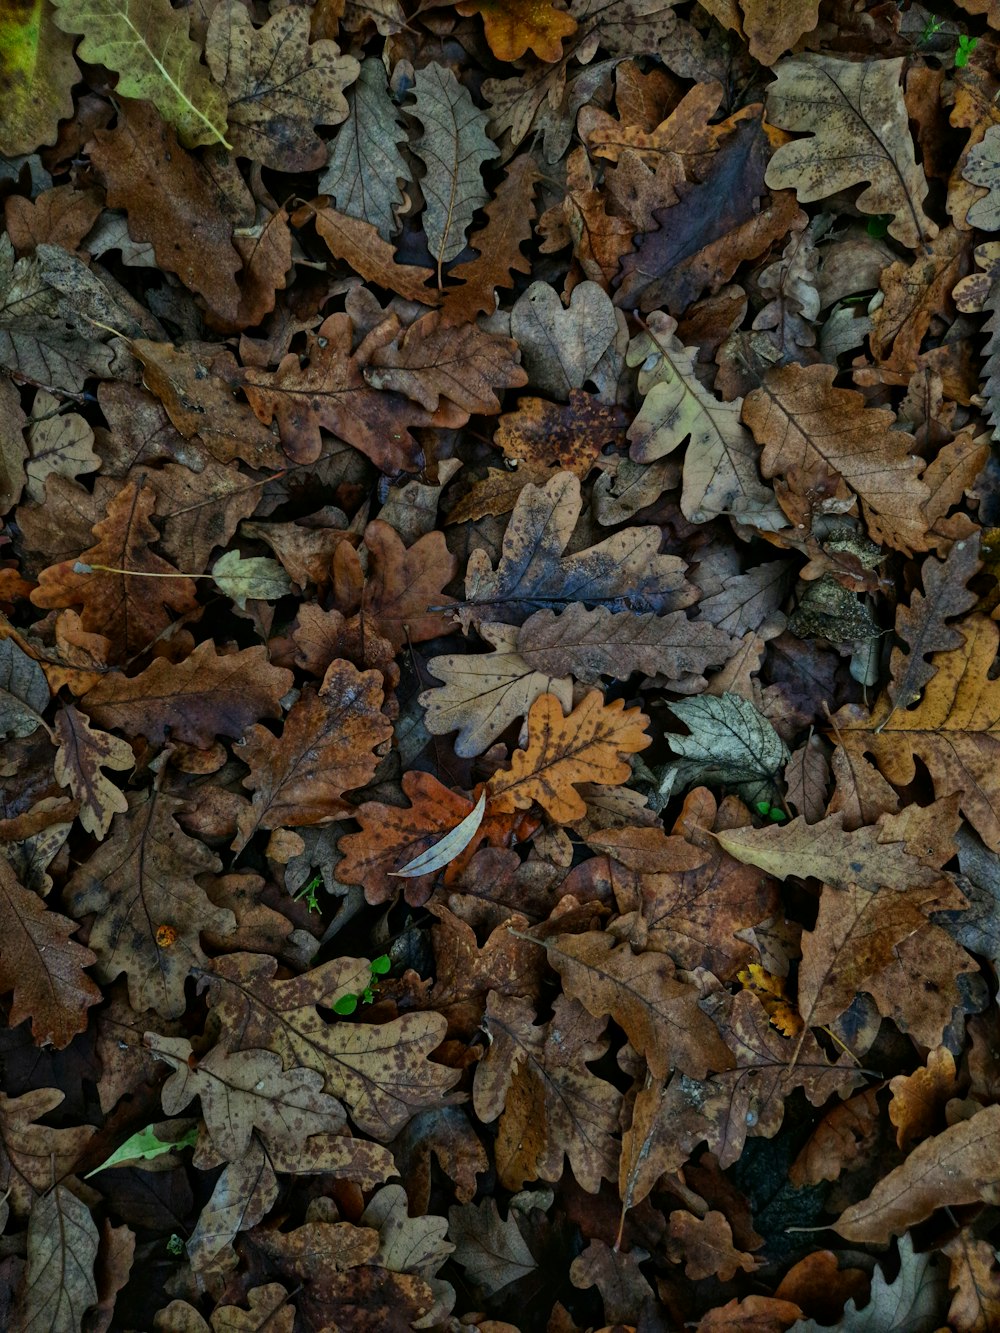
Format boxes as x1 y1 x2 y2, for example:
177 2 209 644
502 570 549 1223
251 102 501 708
50 0 230 148
409 63 499 264
390 790 487 878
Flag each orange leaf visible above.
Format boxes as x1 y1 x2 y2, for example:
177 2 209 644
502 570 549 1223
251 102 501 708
488 690 651 823
455 0 577 63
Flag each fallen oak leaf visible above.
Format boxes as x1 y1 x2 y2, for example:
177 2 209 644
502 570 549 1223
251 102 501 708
64 788 235 1019
338 771 510 905
456 0 577 62
147 1033 346 1160
79 640 293 747
52 703 132 839
833 1103 1000 1243
205 0 358 172
317 58 408 241
30 479 200 664
0 0 78 157
391 791 487 879
210 550 294 609
10 1185 99 1331
88 98 242 323
742 363 933 555
199 952 462 1140
516 605 737 685
488 690 651 823
362 310 528 415
240 311 434 471
409 62 500 266
461 470 694 627
715 798 963 898
764 54 937 249
130 339 284 470
420 622 573 758
50 0 230 148
522 928 734 1079
233 659 392 851
836 614 1000 853
626 312 785 530
474 991 620 1193
0 857 101 1050
294 202 442 306
440 154 540 325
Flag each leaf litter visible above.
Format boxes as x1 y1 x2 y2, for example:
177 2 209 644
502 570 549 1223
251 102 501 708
1 1 1000 1329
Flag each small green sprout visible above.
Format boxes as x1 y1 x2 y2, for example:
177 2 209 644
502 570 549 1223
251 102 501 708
166 1234 184 1256
918 14 946 45
293 872 323 914
955 34 979 68
333 955 392 1015
755 800 788 823
866 214 891 239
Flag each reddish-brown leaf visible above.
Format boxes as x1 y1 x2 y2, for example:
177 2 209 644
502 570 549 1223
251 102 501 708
31 480 200 663
233 658 392 850
0 857 101 1050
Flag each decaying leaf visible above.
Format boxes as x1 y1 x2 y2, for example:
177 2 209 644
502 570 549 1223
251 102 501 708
628 313 784 528
205 0 359 171
50 0 230 148
409 63 500 265
488 689 651 822
4 4 1000 1328
764 55 937 248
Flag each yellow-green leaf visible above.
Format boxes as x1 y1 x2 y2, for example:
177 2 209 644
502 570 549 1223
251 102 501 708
0 0 79 155
50 0 230 148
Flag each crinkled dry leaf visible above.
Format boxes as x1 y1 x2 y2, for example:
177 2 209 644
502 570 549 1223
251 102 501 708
488 689 651 823
0 856 101 1049
764 55 937 249
10 1185 99 1332
234 659 392 850
200 952 461 1139
409 63 500 265
205 0 358 172
64 789 234 1018
50 0 229 148
474 991 620 1192
628 313 784 528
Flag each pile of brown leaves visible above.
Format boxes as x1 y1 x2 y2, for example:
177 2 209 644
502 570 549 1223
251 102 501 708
4 0 1000 1329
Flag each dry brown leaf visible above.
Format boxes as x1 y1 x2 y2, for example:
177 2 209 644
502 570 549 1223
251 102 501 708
30 479 200 663
420 622 573 758
233 659 392 850
539 929 734 1079
488 690 651 822
516 605 737 684
0 856 101 1049
79 641 293 746
837 614 1000 852
298 202 442 307
888 1047 960 1150
52 703 132 838
89 99 242 322
765 55 937 249
200 953 461 1140
362 310 527 414
441 154 541 323
64 789 234 1018
834 1104 1000 1243
666 1209 756 1283
743 363 932 554
473 991 620 1193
